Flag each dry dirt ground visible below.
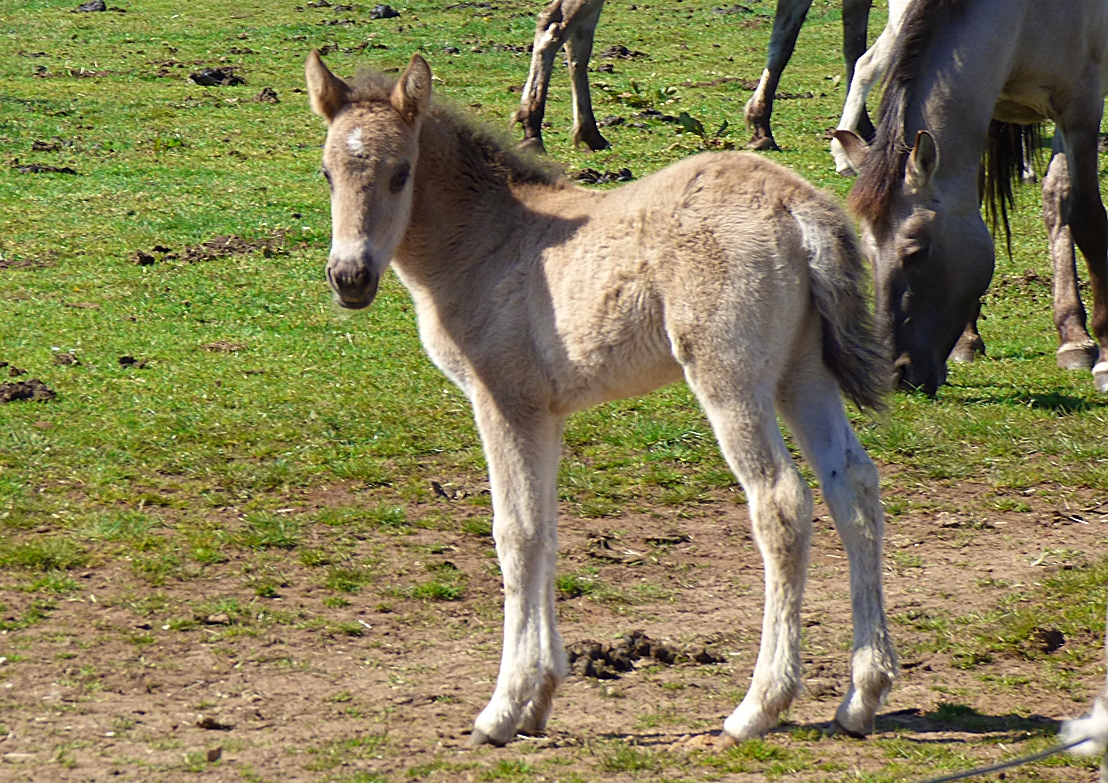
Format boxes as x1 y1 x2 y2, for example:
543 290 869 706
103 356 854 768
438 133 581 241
0 469 1105 782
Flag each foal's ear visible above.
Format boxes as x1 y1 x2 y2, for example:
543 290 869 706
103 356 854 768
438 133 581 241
305 50 350 123
391 54 433 123
831 130 870 173
906 130 939 193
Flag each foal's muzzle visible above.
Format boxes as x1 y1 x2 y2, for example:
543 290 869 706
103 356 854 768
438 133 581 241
326 256 380 310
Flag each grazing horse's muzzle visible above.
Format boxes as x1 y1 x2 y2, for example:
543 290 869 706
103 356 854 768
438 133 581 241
326 255 380 310
894 352 945 397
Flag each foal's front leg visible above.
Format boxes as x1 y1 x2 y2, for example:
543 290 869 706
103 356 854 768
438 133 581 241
469 392 566 747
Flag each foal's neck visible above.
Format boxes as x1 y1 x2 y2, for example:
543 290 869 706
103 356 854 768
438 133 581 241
394 109 562 286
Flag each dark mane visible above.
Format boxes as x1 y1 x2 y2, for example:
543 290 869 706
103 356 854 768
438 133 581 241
848 0 965 226
349 67 564 189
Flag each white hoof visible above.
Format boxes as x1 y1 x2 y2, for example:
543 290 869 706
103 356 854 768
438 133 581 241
1094 362 1108 393
723 700 778 742
1057 341 1098 371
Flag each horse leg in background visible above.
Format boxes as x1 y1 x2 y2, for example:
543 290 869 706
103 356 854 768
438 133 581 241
563 0 609 150
744 0 814 151
830 0 907 175
512 0 606 153
469 391 567 746
1042 149 1099 369
1055 115 1108 392
948 299 986 364
840 0 872 138
776 339 896 736
679 363 812 741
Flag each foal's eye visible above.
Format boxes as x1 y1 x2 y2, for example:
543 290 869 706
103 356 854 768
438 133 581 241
389 163 411 193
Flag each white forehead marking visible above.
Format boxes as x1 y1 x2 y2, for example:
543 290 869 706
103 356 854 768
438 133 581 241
346 127 365 156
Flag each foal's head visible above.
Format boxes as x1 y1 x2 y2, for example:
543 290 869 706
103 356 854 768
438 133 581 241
306 51 432 309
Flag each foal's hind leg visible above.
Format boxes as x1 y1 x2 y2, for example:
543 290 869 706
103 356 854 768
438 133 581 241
776 351 896 736
683 369 812 741
469 392 566 746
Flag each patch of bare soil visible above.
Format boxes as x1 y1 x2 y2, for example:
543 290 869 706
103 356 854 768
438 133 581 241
131 231 301 267
0 475 1104 781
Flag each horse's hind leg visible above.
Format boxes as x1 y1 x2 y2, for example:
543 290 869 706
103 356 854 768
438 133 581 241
563 0 608 151
683 368 812 741
776 346 896 736
513 0 581 153
469 392 566 746
1042 150 1098 370
744 0 813 151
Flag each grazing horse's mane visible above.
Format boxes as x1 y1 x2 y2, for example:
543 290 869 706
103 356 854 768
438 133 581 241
848 0 966 227
349 68 566 189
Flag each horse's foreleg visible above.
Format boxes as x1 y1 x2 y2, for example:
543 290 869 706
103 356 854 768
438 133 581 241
513 0 578 153
840 0 873 139
1042 151 1098 370
948 300 986 364
469 395 565 746
744 0 814 151
777 352 896 737
831 11 896 174
1056 118 1108 391
563 0 608 151
684 370 810 741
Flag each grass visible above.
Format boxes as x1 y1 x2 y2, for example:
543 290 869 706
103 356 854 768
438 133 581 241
2 0 1108 780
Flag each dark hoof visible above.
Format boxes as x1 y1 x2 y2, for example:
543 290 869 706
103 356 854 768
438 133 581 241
517 137 547 155
468 730 506 748
829 718 868 739
575 133 611 152
746 134 780 152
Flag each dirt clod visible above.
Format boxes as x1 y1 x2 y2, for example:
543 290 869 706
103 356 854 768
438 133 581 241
188 67 245 87
196 716 234 731
1035 627 1066 654
53 352 79 366
369 3 400 18
73 0 105 10
132 250 155 266
252 86 279 103
118 355 148 368
205 746 222 762
0 379 56 403
11 161 77 175
600 44 646 59
202 341 244 353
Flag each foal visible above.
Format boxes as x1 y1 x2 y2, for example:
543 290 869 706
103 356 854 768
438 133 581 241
306 51 897 746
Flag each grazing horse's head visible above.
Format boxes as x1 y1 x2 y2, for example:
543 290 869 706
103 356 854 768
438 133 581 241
838 130 994 396
306 51 432 309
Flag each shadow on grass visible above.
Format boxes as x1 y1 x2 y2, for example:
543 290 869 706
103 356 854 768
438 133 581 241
946 387 1108 414
875 705 1059 738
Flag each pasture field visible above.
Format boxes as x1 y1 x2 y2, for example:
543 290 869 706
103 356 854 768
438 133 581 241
1 0 1107 780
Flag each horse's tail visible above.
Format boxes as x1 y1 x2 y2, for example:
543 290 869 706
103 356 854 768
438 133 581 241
792 201 890 411
981 120 1044 257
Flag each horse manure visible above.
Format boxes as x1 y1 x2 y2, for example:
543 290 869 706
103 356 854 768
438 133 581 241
1035 627 1065 654
53 352 80 367
118 356 148 369
369 3 400 18
0 379 56 403
73 0 105 10
688 646 725 665
31 140 62 152
252 87 279 103
188 67 246 87
600 44 647 60
597 115 624 127
11 161 77 175
571 167 634 185
567 630 685 679
1 363 27 377
132 250 155 266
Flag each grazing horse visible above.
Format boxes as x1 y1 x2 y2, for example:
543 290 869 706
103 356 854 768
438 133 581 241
306 50 898 746
512 0 878 153
835 0 1108 394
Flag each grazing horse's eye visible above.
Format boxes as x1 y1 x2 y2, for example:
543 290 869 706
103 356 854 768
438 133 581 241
389 163 411 194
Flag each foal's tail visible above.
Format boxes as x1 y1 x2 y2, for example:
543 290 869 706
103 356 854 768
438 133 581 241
792 202 890 411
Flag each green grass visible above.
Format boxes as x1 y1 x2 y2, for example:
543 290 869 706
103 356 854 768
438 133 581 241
2 0 1108 779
